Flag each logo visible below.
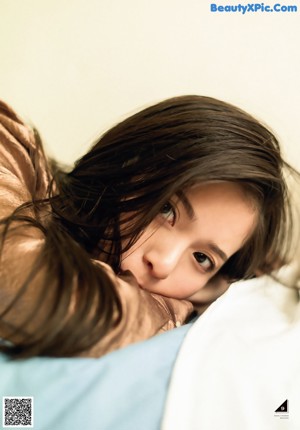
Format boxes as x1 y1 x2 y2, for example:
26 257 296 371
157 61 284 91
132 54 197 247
274 399 289 420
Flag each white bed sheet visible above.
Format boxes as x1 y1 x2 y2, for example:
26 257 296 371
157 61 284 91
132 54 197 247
162 268 300 430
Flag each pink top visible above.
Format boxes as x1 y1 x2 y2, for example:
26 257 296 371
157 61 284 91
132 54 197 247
0 100 192 357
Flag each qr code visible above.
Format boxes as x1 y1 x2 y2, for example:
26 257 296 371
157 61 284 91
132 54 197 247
2 397 33 428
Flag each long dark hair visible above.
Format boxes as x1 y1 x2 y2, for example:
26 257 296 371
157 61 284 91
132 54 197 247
0 95 298 358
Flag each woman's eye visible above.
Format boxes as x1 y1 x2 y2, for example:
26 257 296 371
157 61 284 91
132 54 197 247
159 202 176 225
193 252 214 271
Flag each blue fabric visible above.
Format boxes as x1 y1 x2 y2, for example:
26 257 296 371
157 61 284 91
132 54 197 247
0 324 191 430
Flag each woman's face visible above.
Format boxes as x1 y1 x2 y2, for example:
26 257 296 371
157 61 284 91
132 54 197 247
121 182 257 299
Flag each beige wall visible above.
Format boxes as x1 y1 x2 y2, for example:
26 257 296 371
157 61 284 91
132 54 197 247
1 0 299 168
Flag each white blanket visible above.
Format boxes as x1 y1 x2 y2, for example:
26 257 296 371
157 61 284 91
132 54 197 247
162 268 300 430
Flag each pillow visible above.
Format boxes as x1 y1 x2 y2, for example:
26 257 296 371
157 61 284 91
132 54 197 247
163 274 300 430
0 324 191 430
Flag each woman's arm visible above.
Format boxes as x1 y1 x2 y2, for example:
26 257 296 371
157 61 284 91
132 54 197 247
0 99 193 358
84 263 193 357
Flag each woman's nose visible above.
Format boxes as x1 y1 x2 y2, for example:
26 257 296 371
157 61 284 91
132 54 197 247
143 245 183 280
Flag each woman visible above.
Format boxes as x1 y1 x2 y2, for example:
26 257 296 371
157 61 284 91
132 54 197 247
0 95 297 359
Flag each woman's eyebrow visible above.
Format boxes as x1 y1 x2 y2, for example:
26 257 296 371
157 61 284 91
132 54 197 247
207 242 228 263
176 191 196 220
